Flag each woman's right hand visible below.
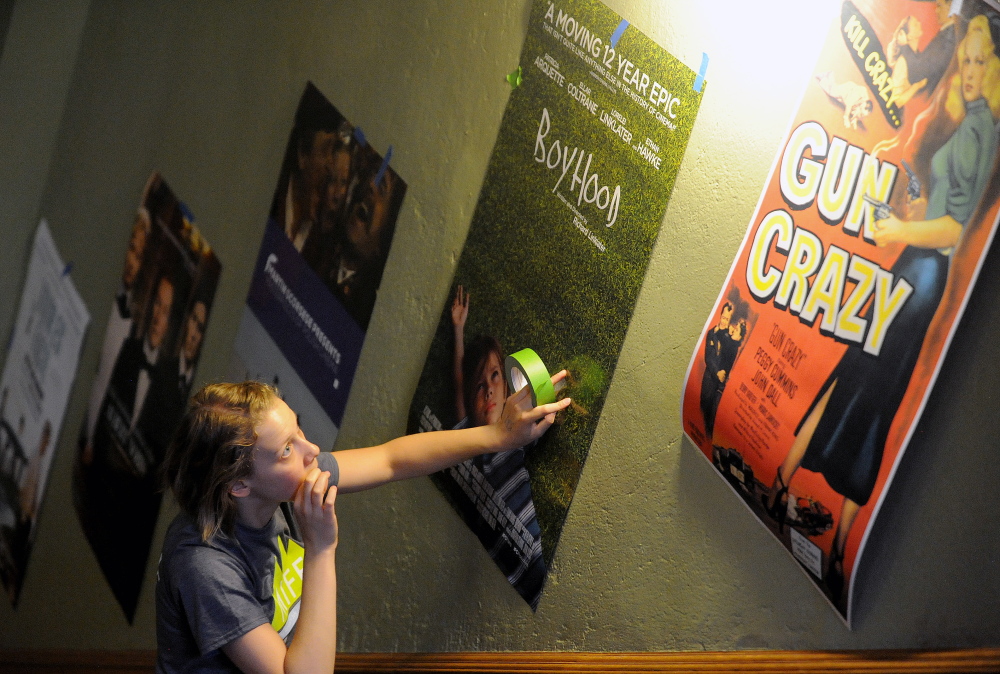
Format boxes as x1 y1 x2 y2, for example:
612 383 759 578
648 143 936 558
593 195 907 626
497 370 572 450
294 467 338 551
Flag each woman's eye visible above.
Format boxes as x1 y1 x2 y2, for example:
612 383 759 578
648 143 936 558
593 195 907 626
281 444 292 458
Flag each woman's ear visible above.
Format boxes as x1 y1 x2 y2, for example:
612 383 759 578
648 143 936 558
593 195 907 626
230 479 251 498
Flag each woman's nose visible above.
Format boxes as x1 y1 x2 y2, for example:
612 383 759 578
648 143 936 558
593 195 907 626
305 442 319 464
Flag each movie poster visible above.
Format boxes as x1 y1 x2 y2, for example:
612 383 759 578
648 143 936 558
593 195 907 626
0 221 89 605
681 0 1000 625
230 83 406 450
74 173 221 621
408 0 703 609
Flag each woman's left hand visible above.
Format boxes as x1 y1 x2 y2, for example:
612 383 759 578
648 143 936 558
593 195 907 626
294 467 338 552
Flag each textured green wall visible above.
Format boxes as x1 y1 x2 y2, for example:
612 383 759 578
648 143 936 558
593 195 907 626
0 0 996 652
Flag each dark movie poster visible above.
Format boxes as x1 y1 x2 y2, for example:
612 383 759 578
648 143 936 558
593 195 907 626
230 83 406 451
681 0 1000 625
408 0 703 609
75 173 221 621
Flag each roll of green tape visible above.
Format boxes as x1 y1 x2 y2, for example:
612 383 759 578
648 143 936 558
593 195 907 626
504 348 555 407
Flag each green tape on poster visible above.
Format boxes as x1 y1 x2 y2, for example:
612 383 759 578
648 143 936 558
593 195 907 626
505 348 555 407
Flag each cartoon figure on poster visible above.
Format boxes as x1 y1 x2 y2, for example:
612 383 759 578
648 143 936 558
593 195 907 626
683 0 1000 623
700 290 763 499
890 0 959 99
74 173 220 621
700 293 752 440
816 72 875 129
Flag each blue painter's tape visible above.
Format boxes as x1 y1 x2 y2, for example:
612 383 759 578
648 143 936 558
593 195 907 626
179 200 195 223
353 126 367 146
375 145 393 186
694 52 709 92
609 19 629 48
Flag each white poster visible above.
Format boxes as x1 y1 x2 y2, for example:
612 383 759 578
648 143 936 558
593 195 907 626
0 220 90 604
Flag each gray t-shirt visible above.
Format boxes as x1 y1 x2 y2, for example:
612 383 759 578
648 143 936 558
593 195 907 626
155 451 339 673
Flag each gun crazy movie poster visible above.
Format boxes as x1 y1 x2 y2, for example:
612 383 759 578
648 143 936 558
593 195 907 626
409 0 702 609
682 0 1000 625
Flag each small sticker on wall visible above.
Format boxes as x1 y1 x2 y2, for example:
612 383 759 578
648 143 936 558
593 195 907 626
790 528 822 579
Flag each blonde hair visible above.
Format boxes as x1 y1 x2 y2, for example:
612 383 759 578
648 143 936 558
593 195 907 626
945 15 1000 120
161 381 279 541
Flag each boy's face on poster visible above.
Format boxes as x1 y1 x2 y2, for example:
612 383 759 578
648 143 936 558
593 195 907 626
123 216 148 288
936 0 952 25
718 306 732 331
182 301 207 362
326 148 352 217
729 320 744 342
905 16 923 49
299 130 337 195
962 31 990 102
346 177 388 261
472 351 507 426
149 277 174 350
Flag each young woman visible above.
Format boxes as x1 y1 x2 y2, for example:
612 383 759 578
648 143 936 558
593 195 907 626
156 378 569 673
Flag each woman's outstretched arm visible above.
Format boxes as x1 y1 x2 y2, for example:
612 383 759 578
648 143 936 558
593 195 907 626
335 371 570 493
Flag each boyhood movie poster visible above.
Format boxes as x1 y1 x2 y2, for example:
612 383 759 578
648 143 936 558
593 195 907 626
408 0 703 609
0 221 89 605
230 83 406 451
681 0 1000 626
75 173 221 622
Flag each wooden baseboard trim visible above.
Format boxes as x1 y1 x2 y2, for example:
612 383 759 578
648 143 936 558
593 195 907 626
1 648 998 673
336 650 1000 673
0 649 155 673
